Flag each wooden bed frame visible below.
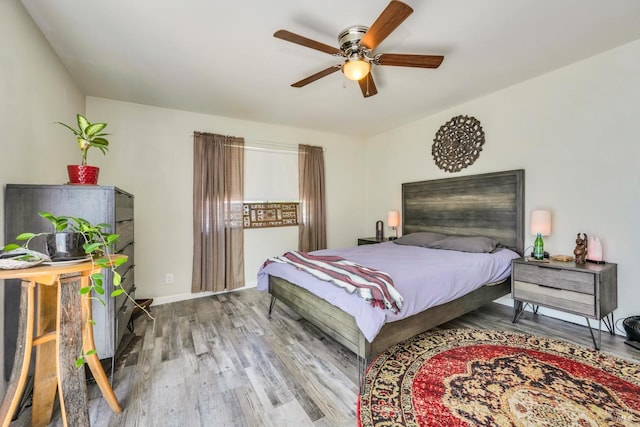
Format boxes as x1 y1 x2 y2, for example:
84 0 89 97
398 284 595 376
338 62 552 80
268 169 524 382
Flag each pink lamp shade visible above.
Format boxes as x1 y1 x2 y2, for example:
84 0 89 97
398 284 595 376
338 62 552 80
388 211 400 227
530 210 551 236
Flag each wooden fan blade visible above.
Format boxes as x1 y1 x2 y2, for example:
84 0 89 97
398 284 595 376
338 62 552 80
360 1 413 50
274 29 341 55
377 53 444 68
358 73 378 98
291 65 341 87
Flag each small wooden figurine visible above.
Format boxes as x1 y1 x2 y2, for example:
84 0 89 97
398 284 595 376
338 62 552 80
574 233 588 264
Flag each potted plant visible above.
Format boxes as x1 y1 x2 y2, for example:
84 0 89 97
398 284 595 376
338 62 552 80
57 114 110 185
1 211 152 365
2 211 125 298
36 212 84 260
39 212 114 260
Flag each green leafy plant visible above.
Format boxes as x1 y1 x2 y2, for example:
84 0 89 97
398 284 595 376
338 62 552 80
3 212 125 300
57 114 109 165
2 211 152 366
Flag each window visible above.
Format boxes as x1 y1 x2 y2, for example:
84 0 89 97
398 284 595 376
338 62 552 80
243 145 298 229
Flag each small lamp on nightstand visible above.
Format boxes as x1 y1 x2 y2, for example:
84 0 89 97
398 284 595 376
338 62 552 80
530 209 551 259
388 210 399 240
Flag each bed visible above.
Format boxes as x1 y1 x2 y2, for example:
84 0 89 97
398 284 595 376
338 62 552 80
259 169 524 385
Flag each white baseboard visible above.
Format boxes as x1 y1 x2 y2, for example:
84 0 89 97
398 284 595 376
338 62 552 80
150 281 257 306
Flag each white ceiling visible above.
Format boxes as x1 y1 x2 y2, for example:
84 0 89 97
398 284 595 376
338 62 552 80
21 0 640 137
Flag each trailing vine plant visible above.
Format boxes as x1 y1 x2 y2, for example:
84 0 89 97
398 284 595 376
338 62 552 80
1 211 153 366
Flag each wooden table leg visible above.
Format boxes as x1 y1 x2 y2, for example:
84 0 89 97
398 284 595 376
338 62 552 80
0 259 128 426
31 283 58 427
0 280 35 427
81 277 122 414
56 274 91 427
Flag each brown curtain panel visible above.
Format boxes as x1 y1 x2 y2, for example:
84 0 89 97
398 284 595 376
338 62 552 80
192 132 245 293
298 144 327 252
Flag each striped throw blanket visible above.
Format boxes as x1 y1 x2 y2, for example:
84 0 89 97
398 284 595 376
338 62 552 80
264 251 403 313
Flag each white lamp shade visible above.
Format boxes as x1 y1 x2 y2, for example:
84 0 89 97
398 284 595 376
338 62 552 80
388 210 400 227
530 210 551 236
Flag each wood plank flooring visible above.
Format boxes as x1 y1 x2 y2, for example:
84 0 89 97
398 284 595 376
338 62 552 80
11 288 640 426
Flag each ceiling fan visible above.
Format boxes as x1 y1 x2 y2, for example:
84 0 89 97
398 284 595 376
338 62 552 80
274 0 444 98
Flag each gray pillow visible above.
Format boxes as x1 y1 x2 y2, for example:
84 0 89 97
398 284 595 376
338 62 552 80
425 236 500 253
393 232 447 247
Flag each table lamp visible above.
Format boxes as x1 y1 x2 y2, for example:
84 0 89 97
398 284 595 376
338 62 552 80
388 211 400 240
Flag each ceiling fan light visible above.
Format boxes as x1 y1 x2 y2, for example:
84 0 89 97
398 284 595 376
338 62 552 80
342 59 371 81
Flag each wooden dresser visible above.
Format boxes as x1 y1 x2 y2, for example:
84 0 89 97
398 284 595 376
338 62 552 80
3 184 136 378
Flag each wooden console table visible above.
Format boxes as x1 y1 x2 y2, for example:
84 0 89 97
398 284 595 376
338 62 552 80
0 258 124 426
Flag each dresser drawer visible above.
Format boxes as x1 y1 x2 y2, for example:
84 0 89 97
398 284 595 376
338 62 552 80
116 296 136 347
513 280 595 317
115 220 134 251
115 191 134 221
513 263 594 294
115 266 135 311
116 243 134 273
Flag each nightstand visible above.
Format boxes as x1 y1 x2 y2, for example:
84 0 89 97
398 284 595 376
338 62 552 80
511 258 617 350
357 237 390 246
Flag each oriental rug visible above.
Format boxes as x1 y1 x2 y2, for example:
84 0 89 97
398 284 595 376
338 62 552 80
357 329 640 426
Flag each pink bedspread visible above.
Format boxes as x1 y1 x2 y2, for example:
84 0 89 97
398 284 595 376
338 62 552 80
257 241 518 342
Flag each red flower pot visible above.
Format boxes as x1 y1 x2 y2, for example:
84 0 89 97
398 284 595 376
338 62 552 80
67 165 100 185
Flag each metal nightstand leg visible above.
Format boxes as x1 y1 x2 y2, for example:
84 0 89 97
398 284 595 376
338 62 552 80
585 313 614 351
268 295 277 318
512 301 539 323
513 300 524 323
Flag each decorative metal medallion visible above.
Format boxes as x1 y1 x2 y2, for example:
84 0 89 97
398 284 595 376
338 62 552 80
432 115 485 173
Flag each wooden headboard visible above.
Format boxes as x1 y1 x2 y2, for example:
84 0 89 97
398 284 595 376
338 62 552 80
402 169 525 254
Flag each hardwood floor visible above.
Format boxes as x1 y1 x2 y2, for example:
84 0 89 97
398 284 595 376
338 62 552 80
11 288 640 426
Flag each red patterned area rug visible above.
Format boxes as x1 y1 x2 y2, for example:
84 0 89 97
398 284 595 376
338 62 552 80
357 329 640 426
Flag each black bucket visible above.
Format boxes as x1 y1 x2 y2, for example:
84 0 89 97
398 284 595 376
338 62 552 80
623 316 640 342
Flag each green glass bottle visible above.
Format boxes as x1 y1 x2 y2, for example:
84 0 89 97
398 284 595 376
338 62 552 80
533 233 544 260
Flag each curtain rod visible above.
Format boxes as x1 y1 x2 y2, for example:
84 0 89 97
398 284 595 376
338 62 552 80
190 133 326 152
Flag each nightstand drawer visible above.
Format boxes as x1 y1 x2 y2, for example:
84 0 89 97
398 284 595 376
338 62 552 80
513 280 595 317
513 263 594 294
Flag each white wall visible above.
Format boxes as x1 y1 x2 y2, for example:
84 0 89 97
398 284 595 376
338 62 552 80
365 39 640 331
86 98 366 301
0 0 84 394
